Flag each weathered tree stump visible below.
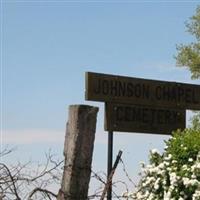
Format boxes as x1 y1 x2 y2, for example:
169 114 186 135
57 105 99 200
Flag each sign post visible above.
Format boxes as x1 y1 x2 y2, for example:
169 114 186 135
107 131 113 200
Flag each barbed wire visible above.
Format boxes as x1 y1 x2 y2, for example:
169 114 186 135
89 155 137 200
0 148 137 200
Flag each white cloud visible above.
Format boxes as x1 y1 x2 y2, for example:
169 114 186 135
2 129 65 145
131 62 200 84
2 128 107 145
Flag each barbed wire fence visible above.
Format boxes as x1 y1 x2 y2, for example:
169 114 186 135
0 147 137 200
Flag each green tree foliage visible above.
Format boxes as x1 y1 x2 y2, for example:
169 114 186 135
191 112 200 130
166 129 200 167
175 6 200 79
176 5 200 130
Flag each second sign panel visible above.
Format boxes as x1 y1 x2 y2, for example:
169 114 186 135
105 103 186 135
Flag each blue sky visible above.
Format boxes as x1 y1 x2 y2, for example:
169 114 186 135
1 0 200 196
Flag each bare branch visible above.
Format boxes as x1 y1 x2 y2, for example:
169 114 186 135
28 188 57 200
0 163 21 199
0 147 137 200
0 147 16 158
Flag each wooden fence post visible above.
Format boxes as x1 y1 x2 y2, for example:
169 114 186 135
57 105 99 200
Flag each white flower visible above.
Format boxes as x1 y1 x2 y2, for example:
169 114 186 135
164 191 171 200
172 160 177 164
193 190 200 200
182 164 188 171
151 149 160 155
189 158 194 162
192 174 197 179
129 148 200 200
165 154 172 161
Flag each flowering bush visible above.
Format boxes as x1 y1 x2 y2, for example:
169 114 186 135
124 128 200 200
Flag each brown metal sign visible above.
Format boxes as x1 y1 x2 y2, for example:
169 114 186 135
85 72 200 110
105 103 186 134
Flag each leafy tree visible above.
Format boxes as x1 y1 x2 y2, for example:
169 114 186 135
175 6 200 79
176 5 200 130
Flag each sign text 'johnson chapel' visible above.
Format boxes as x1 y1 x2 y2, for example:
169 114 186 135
86 72 200 110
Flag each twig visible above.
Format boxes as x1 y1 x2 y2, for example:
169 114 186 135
28 187 57 199
0 163 21 200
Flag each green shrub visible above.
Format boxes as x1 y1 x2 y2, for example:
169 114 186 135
124 128 200 200
166 129 200 168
